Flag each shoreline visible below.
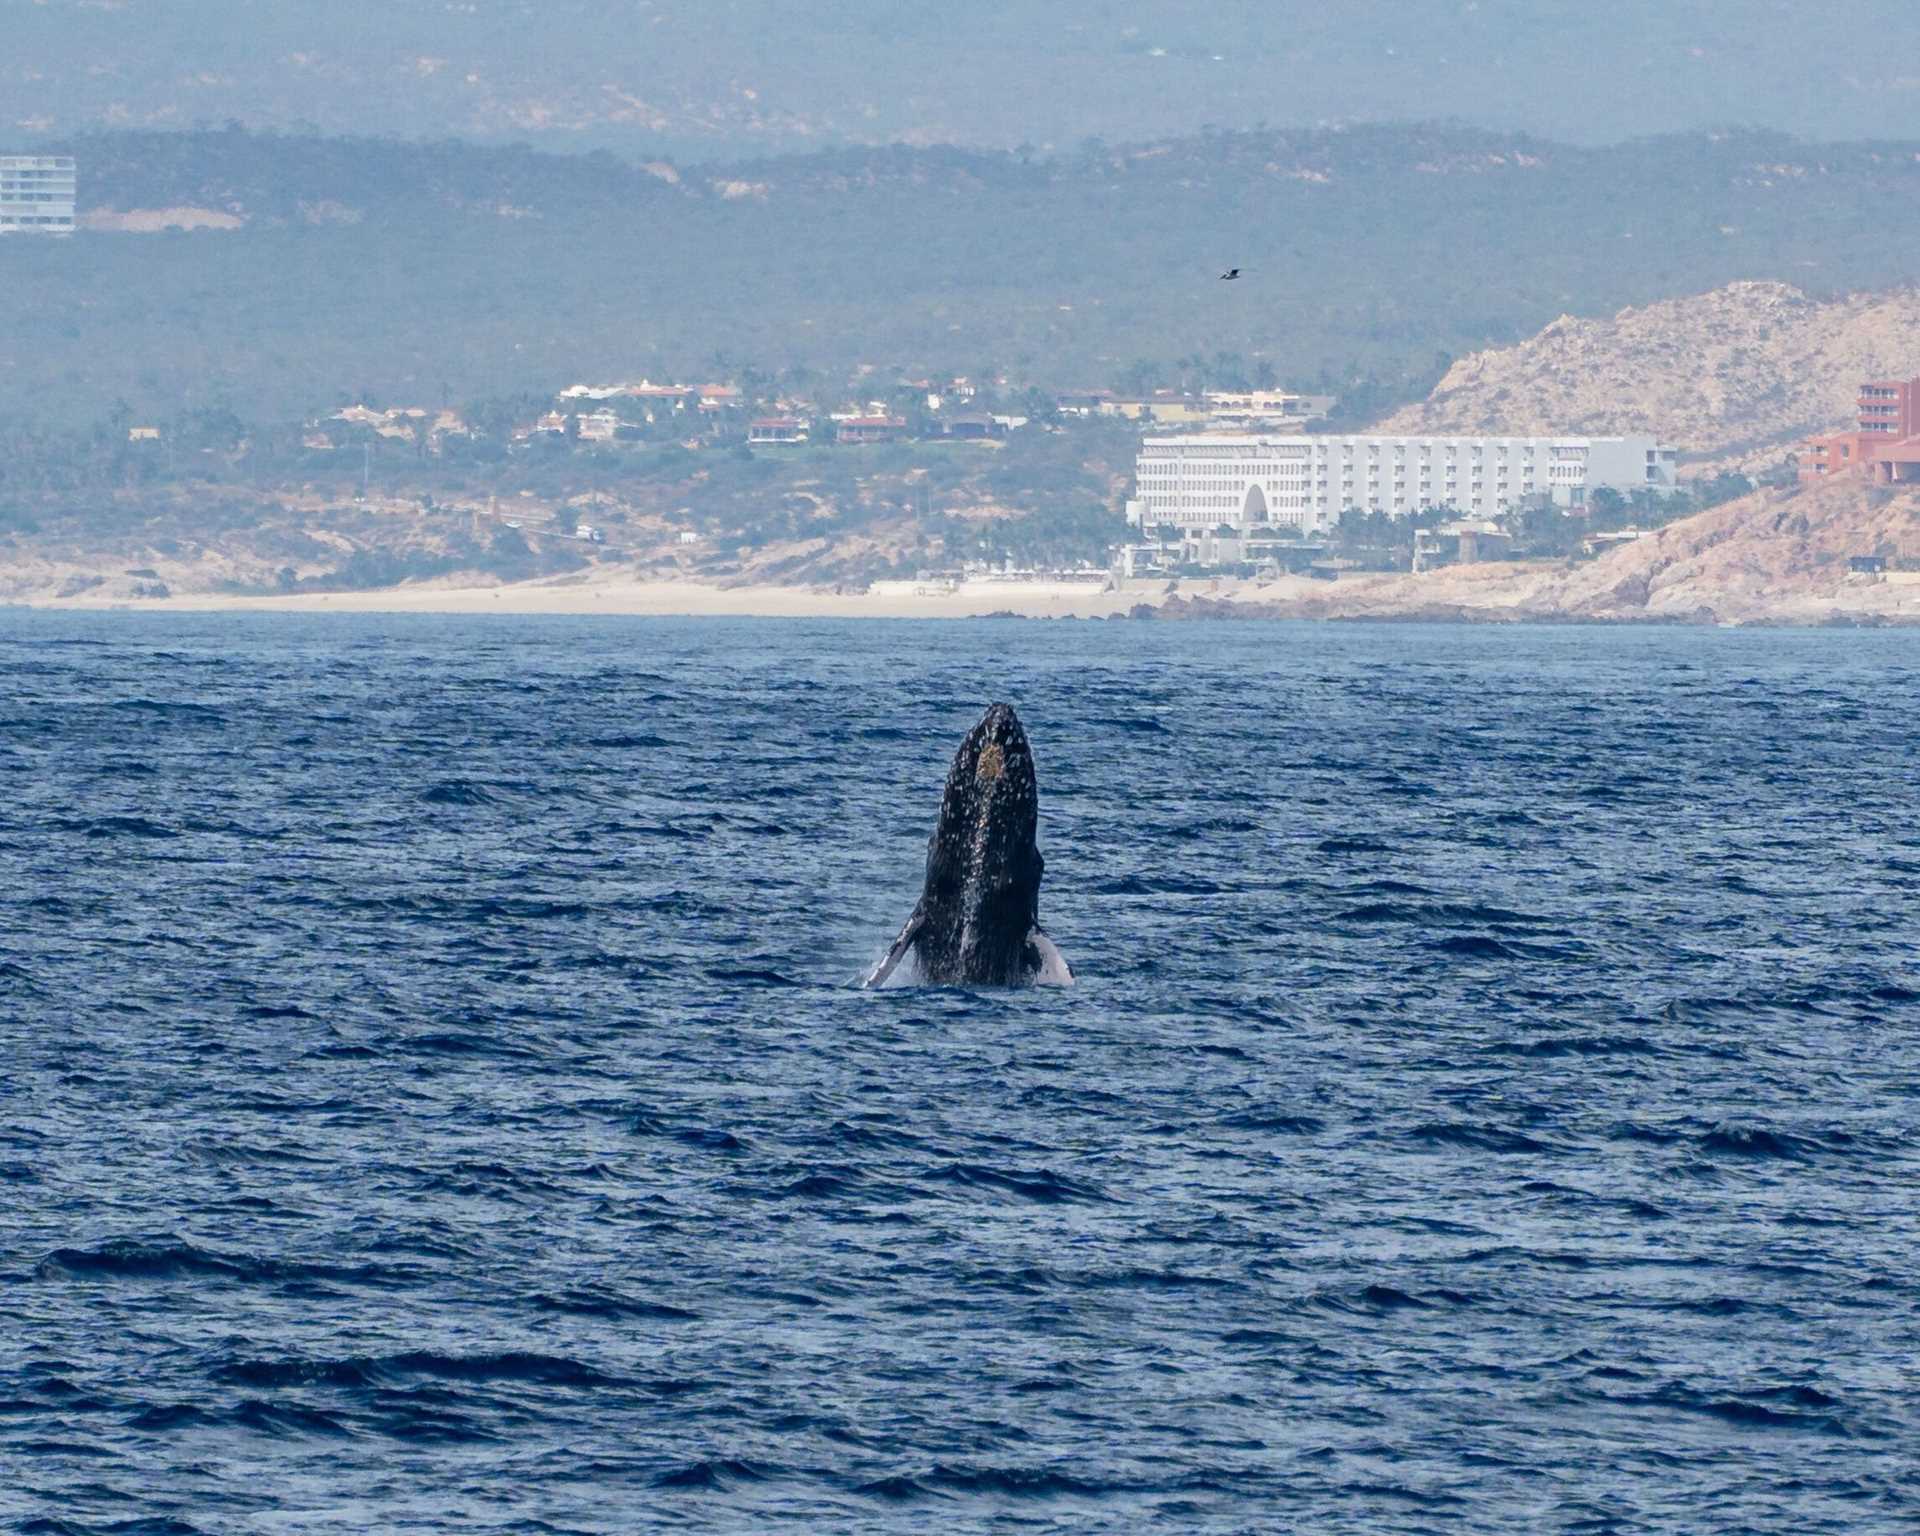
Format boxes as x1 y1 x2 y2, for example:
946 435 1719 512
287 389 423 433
15 575 1154 621
13 490 1920 631
14 572 1918 626
16 564 1920 626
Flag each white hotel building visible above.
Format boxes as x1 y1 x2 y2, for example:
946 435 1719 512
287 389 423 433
1128 433 1677 536
0 156 76 235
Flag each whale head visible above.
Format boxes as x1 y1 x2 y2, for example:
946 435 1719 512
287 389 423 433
867 702 1057 987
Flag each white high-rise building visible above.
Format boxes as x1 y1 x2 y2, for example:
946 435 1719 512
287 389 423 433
0 156 76 234
1127 433 1677 535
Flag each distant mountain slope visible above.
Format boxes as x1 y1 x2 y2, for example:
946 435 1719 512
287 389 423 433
11 0 1920 153
1377 283 1920 467
12 126 1920 425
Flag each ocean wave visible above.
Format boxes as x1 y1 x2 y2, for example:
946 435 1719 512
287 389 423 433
819 1118 923 1150
1407 1122 1557 1155
463 899 597 921
921 1462 1115 1498
123 1403 219 1432
1075 1267 1241 1292
18 1521 210 1536
230 1398 354 1437
645 1125 746 1153
774 1171 867 1199
1214 1110 1326 1134
213 1351 618 1391
1095 874 1228 895
418 780 508 806
650 1457 772 1490
1316 836 1391 854
1496 1034 1663 1058
923 1163 1112 1204
1339 900 1547 927
1622 1380 1869 1437
585 733 673 748
109 699 225 724
55 816 178 839
404 1031 541 1059
1425 934 1555 960
1300 1283 1476 1315
529 1289 699 1322
852 1472 950 1501
38 1238 407 1290
701 966 805 986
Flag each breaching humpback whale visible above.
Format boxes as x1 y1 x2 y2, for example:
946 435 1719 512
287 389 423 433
865 703 1069 988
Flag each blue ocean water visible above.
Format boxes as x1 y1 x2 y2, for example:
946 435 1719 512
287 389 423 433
2 612 1918 1535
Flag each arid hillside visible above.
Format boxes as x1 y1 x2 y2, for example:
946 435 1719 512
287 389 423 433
0 494 592 606
1530 476 1920 621
1378 282 1920 470
26 474 1917 626
0 430 1131 604
1151 477 1920 626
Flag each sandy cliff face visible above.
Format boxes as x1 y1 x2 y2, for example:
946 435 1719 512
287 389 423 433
1530 478 1920 621
1148 479 1920 626
1377 282 1920 470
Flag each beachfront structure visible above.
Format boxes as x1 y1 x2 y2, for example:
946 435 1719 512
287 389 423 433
1127 433 1678 535
0 155 76 234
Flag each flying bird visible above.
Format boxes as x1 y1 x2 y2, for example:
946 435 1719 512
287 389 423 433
1219 268 1242 280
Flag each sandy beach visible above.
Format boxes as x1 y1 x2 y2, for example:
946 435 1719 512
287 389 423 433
15 478 1920 626
26 574 1161 620
22 559 1920 625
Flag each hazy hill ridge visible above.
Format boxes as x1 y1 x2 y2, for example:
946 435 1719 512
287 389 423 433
13 125 1920 424
1379 282 1920 467
15 0 1920 153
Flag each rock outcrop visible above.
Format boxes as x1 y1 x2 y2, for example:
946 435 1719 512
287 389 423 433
1525 477 1920 621
1137 479 1920 626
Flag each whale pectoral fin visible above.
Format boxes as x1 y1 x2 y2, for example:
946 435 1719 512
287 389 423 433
1028 929 1073 986
864 908 926 989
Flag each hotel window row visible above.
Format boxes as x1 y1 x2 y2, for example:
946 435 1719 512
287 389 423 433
1128 433 1677 534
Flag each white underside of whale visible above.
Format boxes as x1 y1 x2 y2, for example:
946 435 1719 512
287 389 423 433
864 923 1072 989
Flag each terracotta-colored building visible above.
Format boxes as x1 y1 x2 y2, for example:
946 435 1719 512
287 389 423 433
1858 378 1920 437
1801 377 1920 482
